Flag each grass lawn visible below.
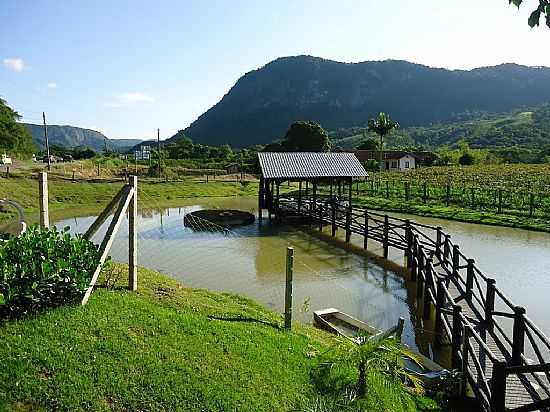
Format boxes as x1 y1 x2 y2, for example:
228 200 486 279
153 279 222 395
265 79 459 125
0 265 442 412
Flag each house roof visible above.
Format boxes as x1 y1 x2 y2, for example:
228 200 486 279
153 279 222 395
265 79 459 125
258 152 368 179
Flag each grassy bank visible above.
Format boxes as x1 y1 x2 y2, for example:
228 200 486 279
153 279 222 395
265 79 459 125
0 265 439 411
0 174 258 223
355 196 550 233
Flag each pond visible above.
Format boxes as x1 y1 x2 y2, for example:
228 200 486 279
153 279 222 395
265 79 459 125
56 197 550 357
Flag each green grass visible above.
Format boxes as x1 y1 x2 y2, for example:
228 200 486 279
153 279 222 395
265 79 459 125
0 175 258 223
0 265 441 411
0 265 331 411
355 196 550 232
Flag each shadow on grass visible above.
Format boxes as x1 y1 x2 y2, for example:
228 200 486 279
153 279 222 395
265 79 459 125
207 315 281 330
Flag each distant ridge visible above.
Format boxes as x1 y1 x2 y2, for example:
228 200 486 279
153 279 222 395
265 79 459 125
23 123 142 152
175 56 550 147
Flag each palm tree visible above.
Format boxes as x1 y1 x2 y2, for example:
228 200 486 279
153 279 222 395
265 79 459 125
367 113 399 172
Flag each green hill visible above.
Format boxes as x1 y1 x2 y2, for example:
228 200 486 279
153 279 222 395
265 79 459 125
23 123 142 152
331 105 550 150
176 56 550 147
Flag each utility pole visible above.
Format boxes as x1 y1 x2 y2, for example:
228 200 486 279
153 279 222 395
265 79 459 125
43 112 51 171
157 128 161 178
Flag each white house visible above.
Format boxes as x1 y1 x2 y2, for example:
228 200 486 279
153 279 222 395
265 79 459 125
383 153 416 171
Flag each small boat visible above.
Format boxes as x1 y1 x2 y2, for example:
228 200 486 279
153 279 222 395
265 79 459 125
313 308 450 388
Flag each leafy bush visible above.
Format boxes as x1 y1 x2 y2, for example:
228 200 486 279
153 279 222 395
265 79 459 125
0 225 100 318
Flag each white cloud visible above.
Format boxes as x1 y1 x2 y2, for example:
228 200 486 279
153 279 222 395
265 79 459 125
3 57 25 72
104 92 154 108
47 82 57 89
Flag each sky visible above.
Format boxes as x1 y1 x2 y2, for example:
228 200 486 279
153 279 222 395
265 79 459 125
1 0 549 141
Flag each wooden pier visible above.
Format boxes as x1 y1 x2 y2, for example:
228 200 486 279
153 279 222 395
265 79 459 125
273 196 550 412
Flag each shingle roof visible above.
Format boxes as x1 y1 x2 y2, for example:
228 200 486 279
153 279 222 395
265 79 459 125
258 152 368 179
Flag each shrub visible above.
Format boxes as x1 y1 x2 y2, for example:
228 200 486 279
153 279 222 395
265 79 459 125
458 152 475 165
0 225 100 318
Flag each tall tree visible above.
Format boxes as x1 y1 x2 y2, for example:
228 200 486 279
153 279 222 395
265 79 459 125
368 113 399 171
281 121 331 152
0 98 36 157
509 0 550 28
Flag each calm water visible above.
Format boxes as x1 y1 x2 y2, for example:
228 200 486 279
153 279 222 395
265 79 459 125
56 197 550 355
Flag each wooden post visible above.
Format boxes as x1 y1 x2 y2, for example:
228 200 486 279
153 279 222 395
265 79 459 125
348 178 353 209
452 245 460 278
284 247 294 330
39 172 49 229
466 259 475 301
405 220 412 268
485 278 496 333
318 202 323 231
452 305 463 369
385 180 389 199
311 181 317 218
512 306 526 365
423 259 433 320
331 202 336 236
436 227 443 260
157 128 161 178
410 235 418 281
460 324 471 397
383 215 389 258
423 182 427 204
5 166 9 178
498 189 503 213
471 187 475 208
435 278 445 343
258 176 264 221
129 176 138 291
43 112 51 171
297 181 302 213
345 209 351 243
444 234 451 265
363 210 368 250
97 163 100 177
529 193 535 217
275 182 280 217
491 361 507 412
417 246 424 297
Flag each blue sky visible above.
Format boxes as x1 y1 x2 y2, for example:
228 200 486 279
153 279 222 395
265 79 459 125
1 0 548 140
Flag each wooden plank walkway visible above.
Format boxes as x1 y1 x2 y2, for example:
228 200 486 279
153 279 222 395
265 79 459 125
276 197 550 412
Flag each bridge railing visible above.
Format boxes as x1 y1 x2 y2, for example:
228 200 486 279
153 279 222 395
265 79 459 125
276 196 550 412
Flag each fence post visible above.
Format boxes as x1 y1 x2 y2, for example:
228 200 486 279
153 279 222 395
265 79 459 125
485 278 496 333
331 203 336 236
410 235 418 281
435 277 445 343
423 259 433 320
471 187 475 208
363 210 368 250
529 193 535 218
386 180 389 199
498 189 503 214
466 259 475 301
512 306 526 365
318 202 323 231
383 215 389 258
452 245 460 279
284 247 294 330
5 166 9 178
405 220 412 268
39 172 50 229
460 324 471 397
129 176 138 291
423 182 427 204
491 361 507 412
405 181 409 202
436 226 443 260
345 209 351 243
452 305 463 369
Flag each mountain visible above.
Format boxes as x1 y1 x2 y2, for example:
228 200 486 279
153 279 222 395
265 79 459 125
176 56 550 147
23 123 142 152
331 104 550 150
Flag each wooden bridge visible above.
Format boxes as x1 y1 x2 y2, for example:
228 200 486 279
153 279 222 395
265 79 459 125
275 195 550 412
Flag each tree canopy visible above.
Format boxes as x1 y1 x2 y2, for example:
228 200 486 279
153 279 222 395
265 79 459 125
0 99 36 157
509 0 550 28
280 121 331 152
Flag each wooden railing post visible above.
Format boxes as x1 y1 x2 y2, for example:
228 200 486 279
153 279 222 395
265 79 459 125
452 305 463 369
129 176 138 291
485 278 496 333
466 259 475 301
284 247 294 330
512 306 526 365
410 235 418 281
460 324 472 397
435 227 443 259
363 210 368 250
331 202 336 236
417 246 424 297
39 172 50 229
452 245 460 278
491 361 507 412
423 258 433 320
405 220 412 268
435 277 445 343
345 209 351 243
443 234 451 266
383 215 389 258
